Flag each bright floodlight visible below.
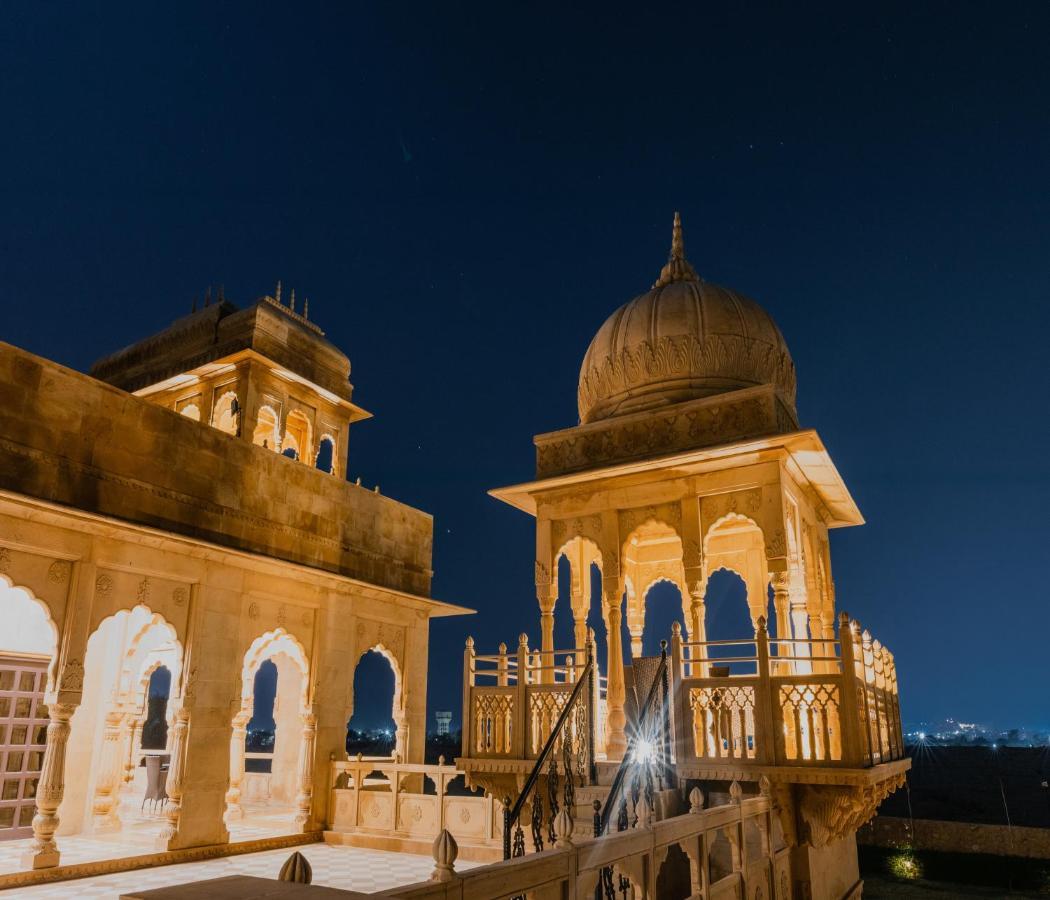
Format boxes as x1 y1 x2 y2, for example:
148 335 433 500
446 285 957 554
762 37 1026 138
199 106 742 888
918 732 925 740
632 738 657 765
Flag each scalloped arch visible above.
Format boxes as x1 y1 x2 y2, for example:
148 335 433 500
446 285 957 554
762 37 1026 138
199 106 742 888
0 573 60 691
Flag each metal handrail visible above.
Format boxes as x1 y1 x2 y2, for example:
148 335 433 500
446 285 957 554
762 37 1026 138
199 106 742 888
503 651 595 859
597 645 671 836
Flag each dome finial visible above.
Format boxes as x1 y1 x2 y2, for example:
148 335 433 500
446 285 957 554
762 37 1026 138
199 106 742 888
653 211 699 288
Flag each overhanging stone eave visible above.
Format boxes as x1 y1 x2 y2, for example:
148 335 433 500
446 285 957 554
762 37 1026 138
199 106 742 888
0 488 474 619
131 347 372 421
489 428 864 528
676 756 911 788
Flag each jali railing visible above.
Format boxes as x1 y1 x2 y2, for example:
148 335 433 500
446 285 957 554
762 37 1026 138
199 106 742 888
673 611 904 771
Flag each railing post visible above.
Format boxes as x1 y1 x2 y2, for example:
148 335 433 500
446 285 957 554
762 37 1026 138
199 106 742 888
497 642 508 687
586 636 597 785
660 640 672 780
670 623 686 767
461 637 475 760
514 634 529 759
837 612 864 766
755 616 777 765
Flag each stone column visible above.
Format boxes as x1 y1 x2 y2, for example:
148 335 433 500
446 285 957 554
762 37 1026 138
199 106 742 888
538 598 555 685
628 623 643 661
294 711 318 830
770 573 792 674
688 579 707 676
224 709 249 823
157 706 189 849
571 578 588 665
91 709 126 833
21 703 76 869
123 717 142 784
605 583 627 761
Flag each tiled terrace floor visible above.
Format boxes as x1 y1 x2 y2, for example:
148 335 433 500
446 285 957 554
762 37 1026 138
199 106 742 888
7 842 458 898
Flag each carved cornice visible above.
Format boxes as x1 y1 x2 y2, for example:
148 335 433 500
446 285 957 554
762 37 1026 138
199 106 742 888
537 387 795 479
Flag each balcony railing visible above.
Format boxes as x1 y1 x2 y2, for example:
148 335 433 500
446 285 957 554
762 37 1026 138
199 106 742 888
461 635 607 763
674 611 903 770
461 611 903 774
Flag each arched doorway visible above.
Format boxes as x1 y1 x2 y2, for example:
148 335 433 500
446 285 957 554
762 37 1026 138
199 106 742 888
226 629 308 838
0 578 58 841
282 410 311 462
347 648 401 759
252 405 280 451
621 519 685 661
315 434 335 473
59 605 182 842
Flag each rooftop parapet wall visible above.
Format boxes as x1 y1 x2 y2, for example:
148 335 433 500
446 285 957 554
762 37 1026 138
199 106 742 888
0 342 432 596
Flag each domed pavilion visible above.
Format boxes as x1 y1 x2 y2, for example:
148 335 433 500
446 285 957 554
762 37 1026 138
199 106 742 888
459 213 909 900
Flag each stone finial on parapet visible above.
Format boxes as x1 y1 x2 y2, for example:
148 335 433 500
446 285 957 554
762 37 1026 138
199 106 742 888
729 780 743 805
278 851 312 884
635 793 653 828
431 828 459 882
553 808 574 849
689 786 705 813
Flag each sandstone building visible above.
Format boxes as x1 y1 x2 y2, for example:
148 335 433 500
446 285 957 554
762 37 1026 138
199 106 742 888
0 288 468 872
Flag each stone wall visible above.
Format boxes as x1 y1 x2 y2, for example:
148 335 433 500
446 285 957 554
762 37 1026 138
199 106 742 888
0 342 432 597
858 815 1050 860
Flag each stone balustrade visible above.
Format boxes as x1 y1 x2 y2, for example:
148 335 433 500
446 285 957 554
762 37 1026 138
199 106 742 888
327 758 501 859
380 789 789 899
461 611 903 779
673 612 904 778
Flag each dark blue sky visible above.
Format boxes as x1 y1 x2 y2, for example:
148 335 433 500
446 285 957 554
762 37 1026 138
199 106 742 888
3 3 1048 730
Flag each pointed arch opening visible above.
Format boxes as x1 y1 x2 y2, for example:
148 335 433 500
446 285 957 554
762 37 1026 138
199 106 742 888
252 405 281 451
315 434 335 474
622 519 684 662
225 627 309 839
347 647 402 763
58 604 182 842
212 390 240 435
283 410 311 463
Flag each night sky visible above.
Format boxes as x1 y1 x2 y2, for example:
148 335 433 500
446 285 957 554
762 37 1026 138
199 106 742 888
3 4 1048 731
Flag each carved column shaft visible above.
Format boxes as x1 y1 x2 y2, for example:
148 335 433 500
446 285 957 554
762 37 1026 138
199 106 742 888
159 707 189 844
294 712 318 829
225 712 249 822
123 718 142 784
24 702 76 868
605 587 627 761
92 709 126 832
770 573 792 673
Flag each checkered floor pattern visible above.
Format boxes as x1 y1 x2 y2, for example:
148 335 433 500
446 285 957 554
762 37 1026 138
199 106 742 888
7 843 469 898
0 797 296 877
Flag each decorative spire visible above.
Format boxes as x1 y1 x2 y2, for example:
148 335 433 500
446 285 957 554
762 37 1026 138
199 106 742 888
204 286 212 307
303 297 309 320
290 288 296 313
652 211 700 288
275 280 283 305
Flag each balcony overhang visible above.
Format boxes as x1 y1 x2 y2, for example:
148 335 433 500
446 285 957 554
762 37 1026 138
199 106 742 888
489 429 864 528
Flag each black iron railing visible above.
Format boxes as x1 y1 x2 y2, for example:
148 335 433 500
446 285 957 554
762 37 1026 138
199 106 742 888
502 647 596 861
597 641 673 836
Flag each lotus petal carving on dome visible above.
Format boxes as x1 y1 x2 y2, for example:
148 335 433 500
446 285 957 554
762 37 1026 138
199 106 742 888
578 330 796 424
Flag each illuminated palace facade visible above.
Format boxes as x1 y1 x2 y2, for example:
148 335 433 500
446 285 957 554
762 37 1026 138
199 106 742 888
456 215 909 900
0 290 467 874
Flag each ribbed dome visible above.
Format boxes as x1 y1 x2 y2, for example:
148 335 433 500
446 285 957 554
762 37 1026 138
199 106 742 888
578 214 797 424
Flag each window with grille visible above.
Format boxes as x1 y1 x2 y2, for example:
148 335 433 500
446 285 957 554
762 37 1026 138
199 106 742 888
0 655 48 840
